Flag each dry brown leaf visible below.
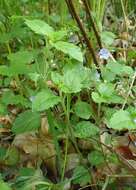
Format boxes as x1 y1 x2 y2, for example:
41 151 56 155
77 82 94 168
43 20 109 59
13 132 57 175
0 128 11 133
65 153 80 173
0 115 12 125
40 116 49 136
13 133 55 159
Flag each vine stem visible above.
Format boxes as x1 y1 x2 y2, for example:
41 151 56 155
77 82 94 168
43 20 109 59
122 71 136 109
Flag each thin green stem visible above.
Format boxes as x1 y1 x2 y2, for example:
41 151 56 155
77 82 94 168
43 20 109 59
61 135 68 181
122 71 136 109
66 94 71 122
60 92 82 181
97 0 101 20
120 0 128 32
102 176 110 190
7 43 11 54
46 109 62 178
98 103 101 120
60 92 81 154
61 94 70 181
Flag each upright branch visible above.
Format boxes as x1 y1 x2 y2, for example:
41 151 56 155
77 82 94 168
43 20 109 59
65 0 99 68
82 0 103 49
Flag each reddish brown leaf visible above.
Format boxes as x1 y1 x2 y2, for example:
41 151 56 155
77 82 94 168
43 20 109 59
116 145 136 160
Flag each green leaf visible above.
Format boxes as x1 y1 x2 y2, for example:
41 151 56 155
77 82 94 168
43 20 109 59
49 30 67 42
122 65 134 76
32 89 61 112
127 106 136 119
28 73 40 83
109 110 136 130
109 94 124 104
0 50 38 76
8 50 35 65
77 67 93 89
101 31 116 46
0 66 11 76
103 107 118 122
0 181 12 190
25 19 54 36
74 101 92 119
98 83 114 97
107 61 123 75
19 167 36 177
51 72 63 86
72 166 91 186
5 147 20 166
0 33 12 44
10 64 30 75
92 92 106 103
51 66 92 93
0 147 7 160
74 121 99 138
8 50 38 75
128 50 136 60
106 61 134 76
62 69 82 93
0 104 7 115
88 151 104 166
12 110 41 134
92 82 124 104
52 41 83 62
101 66 116 82
2 91 30 108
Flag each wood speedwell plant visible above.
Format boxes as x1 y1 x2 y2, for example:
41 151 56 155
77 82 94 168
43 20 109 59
0 0 136 190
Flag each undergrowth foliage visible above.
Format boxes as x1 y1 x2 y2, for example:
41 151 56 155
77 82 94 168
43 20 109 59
0 0 136 190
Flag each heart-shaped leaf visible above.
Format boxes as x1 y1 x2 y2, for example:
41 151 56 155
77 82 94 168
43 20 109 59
74 121 99 138
74 101 92 119
52 41 83 62
25 19 54 36
12 110 41 134
32 89 61 112
109 110 136 130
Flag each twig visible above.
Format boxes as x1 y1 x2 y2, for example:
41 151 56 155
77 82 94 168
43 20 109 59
79 183 99 190
81 0 103 49
122 71 136 109
108 174 135 178
120 0 128 33
102 176 110 190
98 135 114 174
65 0 99 68
89 137 136 176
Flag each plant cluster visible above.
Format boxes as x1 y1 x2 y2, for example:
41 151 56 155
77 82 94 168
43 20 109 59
0 0 136 189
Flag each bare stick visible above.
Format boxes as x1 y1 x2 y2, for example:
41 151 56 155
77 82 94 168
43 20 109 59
82 0 103 49
65 0 99 68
